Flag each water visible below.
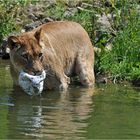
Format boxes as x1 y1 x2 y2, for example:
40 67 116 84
0 59 140 139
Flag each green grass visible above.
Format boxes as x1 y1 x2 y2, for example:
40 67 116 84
96 3 140 82
0 0 31 43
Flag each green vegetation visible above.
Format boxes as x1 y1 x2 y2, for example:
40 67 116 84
0 0 140 83
95 0 140 83
0 0 32 42
98 17 140 82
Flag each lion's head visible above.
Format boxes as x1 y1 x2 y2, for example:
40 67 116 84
8 30 44 75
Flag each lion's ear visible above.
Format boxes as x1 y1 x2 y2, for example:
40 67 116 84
34 28 46 49
8 36 21 50
34 28 42 42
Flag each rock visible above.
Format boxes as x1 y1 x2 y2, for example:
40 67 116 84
104 0 112 7
21 29 26 33
28 13 38 21
81 2 93 9
65 0 81 8
96 13 112 31
43 0 56 7
24 21 42 31
63 8 77 18
94 47 101 53
34 12 46 20
41 17 54 23
96 74 108 84
64 10 73 18
77 6 85 12
77 6 92 13
26 0 56 21
105 43 112 51
24 17 54 31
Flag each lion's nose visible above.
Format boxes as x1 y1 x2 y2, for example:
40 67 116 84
34 70 43 76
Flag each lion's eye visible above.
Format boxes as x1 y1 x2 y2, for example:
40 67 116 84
39 53 43 61
21 53 28 60
39 53 43 58
13 44 21 49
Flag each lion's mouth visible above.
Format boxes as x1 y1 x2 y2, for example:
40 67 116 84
18 70 46 96
23 70 44 76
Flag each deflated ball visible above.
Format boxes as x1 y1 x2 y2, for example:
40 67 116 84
19 70 46 96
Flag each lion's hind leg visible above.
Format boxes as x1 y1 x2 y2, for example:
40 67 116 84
76 54 95 87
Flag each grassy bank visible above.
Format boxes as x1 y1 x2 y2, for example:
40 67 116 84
95 0 140 83
97 15 140 83
0 0 140 83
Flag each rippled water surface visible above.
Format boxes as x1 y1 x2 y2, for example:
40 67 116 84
0 59 140 139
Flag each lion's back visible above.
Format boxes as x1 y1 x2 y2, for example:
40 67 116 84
40 21 93 58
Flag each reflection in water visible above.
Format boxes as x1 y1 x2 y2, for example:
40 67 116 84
0 59 95 139
8 87 94 139
1 60 140 139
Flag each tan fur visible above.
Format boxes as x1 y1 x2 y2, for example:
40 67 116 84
8 21 95 90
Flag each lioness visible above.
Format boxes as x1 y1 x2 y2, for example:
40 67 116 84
8 21 95 90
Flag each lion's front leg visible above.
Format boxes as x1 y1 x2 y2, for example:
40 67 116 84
44 69 70 91
59 74 70 91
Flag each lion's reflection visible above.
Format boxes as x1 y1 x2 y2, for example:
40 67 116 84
9 87 95 139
